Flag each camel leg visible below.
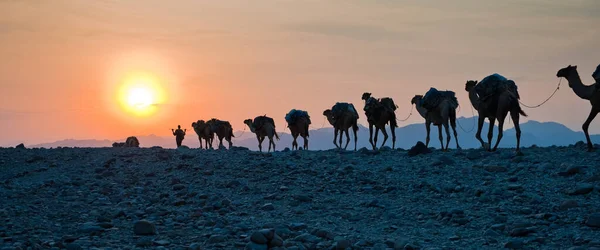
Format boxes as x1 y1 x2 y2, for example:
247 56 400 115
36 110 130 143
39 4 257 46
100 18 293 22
339 129 344 149
333 128 339 149
218 136 224 149
227 137 232 149
582 108 599 152
425 121 431 148
198 137 203 149
450 112 460 149
487 117 496 152
391 124 396 150
257 135 264 152
437 125 444 150
344 129 350 150
475 116 486 149
510 110 521 152
268 135 275 152
353 126 358 151
292 134 298 150
373 127 380 150
380 126 388 149
443 122 451 151
303 135 308 150
492 115 506 152
368 124 375 150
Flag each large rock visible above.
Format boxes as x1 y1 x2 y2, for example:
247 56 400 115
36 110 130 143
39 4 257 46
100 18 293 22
133 220 156 235
408 141 431 157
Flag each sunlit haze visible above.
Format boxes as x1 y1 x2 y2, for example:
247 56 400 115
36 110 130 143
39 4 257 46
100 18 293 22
1 0 599 146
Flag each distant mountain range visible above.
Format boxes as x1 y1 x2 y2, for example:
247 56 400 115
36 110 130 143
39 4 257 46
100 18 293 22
23 117 597 150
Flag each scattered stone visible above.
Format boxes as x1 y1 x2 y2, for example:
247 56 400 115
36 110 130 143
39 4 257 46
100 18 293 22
408 141 432 157
559 200 579 211
261 203 275 211
586 213 600 228
568 184 594 195
133 220 156 235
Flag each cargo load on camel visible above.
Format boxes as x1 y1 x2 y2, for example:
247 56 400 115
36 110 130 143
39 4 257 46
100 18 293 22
331 102 359 120
285 109 311 125
421 88 459 110
253 115 276 130
475 73 520 101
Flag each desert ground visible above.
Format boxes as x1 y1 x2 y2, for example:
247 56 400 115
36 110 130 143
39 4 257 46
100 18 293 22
1 144 600 250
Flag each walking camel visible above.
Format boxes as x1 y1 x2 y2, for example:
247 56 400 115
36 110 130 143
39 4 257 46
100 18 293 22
323 103 359 151
465 76 527 152
244 115 279 152
191 120 214 149
361 93 398 149
411 92 460 150
557 65 600 151
285 110 311 150
207 118 234 149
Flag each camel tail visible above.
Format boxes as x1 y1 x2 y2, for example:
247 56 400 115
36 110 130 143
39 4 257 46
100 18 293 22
390 113 398 128
519 107 527 117
230 127 235 137
275 131 280 140
352 121 359 132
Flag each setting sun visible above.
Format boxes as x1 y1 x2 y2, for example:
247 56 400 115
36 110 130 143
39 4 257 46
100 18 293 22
116 72 167 117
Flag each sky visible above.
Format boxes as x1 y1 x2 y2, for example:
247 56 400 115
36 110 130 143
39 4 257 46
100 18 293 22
0 0 599 146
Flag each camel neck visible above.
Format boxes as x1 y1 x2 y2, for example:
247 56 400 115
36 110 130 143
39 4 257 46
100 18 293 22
566 71 594 100
247 124 256 133
468 90 481 110
415 104 428 119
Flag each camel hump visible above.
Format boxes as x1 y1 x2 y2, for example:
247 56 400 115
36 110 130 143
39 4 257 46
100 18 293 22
380 97 397 111
421 88 457 110
476 73 520 100
254 115 276 129
285 109 311 125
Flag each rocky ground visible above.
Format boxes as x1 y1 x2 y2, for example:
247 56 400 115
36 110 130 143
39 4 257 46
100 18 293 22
1 143 600 250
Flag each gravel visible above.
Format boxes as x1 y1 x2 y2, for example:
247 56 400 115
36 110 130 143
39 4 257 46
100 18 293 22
1 146 600 249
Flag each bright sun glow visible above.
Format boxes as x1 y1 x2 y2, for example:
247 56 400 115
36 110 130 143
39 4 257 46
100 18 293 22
117 72 167 117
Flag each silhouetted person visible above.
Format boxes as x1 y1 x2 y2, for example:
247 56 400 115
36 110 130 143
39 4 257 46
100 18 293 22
172 125 186 147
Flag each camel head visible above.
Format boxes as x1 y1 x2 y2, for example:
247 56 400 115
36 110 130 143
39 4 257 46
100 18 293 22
322 109 332 118
556 65 577 78
363 97 380 112
243 119 253 127
361 92 372 101
411 95 423 105
592 64 600 82
191 122 197 128
465 80 478 92
557 65 578 87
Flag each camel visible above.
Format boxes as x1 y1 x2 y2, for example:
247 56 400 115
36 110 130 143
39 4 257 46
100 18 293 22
411 94 460 151
191 120 214 149
244 115 279 152
465 78 527 152
285 110 311 150
322 103 359 151
557 65 600 151
362 93 397 150
112 136 140 148
207 118 234 149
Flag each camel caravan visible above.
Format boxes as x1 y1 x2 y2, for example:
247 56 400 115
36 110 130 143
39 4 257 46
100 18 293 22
119 64 598 153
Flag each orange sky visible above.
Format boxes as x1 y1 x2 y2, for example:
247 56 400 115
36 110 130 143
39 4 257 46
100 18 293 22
1 0 599 146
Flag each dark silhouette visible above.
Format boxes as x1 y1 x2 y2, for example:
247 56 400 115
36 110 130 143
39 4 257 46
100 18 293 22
465 75 527 152
411 89 460 151
323 102 359 151
557 65 600 151
361 93 398 150
172 125 186 148
207 118 235 149
192 120 214 149
285 109 311 150
112 136 140 148
244 115 279 152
